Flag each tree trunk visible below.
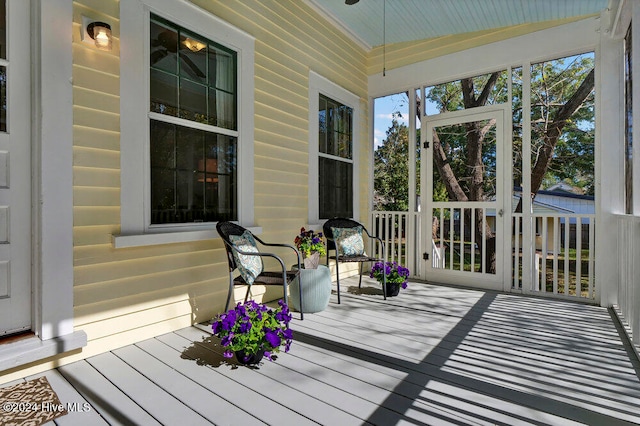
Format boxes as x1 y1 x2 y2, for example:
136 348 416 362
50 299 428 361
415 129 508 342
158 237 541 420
432 129 468 202
516 68 594 212
427 74 501 273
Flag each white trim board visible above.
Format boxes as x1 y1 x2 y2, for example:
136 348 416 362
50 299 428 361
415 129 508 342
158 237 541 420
119 0 255 245
308 70 361 225
0 0 86 374
369 17 600 97
34 0 75 341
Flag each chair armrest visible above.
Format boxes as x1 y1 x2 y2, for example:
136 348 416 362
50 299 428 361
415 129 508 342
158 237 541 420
363 229 385 262
226 242 286 272
223 239 301 273
252 238 302 271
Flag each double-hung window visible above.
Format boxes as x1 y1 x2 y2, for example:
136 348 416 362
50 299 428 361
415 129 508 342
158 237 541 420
318 94 353 219
149 14 237 225
308 71 359 224
119 0 255 246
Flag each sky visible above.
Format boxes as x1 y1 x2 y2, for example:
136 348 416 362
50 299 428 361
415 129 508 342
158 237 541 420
373 93 409 150
373 91 437 150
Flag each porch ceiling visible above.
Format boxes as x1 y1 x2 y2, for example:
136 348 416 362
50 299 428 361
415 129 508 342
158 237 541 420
306 0 610 50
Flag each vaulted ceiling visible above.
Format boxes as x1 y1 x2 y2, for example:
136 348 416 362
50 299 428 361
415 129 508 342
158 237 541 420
305 0 611 50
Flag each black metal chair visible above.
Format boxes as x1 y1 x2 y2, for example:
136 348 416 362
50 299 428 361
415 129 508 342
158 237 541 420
216 222 303 319
323 218 386 303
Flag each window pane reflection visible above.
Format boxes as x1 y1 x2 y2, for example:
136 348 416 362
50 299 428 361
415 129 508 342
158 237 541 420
150 120 237 224
150 14 237 130
319 157 352 219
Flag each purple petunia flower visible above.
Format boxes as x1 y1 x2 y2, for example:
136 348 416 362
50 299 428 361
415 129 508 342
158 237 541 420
211 299 293 363
221 333 234 347
212 321 222 335
221 310 237 330
265 330 281 347
239 321 252 333
282 328 293 340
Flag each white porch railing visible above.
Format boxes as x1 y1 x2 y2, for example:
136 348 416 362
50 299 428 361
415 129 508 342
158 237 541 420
371 210 597 302
370 211 421 278
616 215 640 346
512 213 595 301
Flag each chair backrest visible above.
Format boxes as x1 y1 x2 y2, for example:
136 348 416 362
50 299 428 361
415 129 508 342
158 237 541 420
216 221 251 271
323 218 367 250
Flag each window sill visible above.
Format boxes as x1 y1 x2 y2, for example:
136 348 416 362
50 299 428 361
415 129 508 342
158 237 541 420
0 331 87 372
112 226 263 248
305 223 324 232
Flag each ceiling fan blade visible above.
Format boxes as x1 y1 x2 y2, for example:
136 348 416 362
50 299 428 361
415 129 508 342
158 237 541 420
345 0 359 4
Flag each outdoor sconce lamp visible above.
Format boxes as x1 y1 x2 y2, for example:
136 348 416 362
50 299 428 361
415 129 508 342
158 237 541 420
86 21 112 51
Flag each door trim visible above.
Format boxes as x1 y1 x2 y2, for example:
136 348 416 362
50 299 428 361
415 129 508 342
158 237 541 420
420 105 511 291
0 0 87 375
33 0 76 341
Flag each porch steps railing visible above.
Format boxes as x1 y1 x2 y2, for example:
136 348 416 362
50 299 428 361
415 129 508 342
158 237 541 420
370 210 596 302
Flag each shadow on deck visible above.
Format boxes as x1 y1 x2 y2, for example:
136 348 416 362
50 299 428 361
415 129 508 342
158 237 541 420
4 278 640 425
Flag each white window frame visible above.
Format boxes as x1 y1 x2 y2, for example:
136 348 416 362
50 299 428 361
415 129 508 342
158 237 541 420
117 0 255 248
308 71 360 225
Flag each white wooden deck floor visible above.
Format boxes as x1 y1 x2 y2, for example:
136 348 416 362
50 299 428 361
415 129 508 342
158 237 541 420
7 279 640 425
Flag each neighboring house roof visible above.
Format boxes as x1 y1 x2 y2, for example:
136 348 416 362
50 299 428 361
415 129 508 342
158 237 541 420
513 186 595 201
511 195 575 214
486 195 574 217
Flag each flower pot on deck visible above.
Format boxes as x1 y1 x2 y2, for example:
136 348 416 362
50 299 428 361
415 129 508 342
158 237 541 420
290 265 331 313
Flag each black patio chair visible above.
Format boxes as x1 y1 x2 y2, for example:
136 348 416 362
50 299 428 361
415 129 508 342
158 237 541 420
216 222 303 319
323 218 386 303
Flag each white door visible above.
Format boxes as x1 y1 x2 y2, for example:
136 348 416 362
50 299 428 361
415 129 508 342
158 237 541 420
421 106 509 290
0 0 32 336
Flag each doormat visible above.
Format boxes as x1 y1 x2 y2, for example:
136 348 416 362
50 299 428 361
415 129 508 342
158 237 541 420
0 376 67 425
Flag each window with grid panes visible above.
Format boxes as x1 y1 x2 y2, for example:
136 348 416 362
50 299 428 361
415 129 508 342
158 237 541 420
318 94 353 219
149 14 237 224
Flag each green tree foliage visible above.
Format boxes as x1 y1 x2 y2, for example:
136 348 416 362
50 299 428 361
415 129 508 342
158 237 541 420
374 114 409 211
373 54 594 272
512 55 595 196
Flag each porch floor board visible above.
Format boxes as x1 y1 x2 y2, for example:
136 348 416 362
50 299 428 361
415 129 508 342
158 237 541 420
6 279 640 425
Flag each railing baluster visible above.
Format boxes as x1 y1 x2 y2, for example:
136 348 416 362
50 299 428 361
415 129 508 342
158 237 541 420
576 217 582 297
588 218 595 299
564 216 570 296
471 208 476 272
460 208 465 272
482 207 487 275
553 217 559 295
449 207 454 270
513 215 520 288
440 207 445 269
541 217 548 293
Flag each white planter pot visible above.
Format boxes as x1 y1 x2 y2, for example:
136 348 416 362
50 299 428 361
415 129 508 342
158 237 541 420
290 265 331 313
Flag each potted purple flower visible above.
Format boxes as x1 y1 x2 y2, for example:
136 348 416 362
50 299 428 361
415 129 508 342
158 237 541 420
294 227 326 269
211 300 293 365
370 261 409 296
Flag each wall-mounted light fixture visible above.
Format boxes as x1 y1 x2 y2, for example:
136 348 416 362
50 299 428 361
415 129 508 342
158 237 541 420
81 16 112 51
87 22 112 51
